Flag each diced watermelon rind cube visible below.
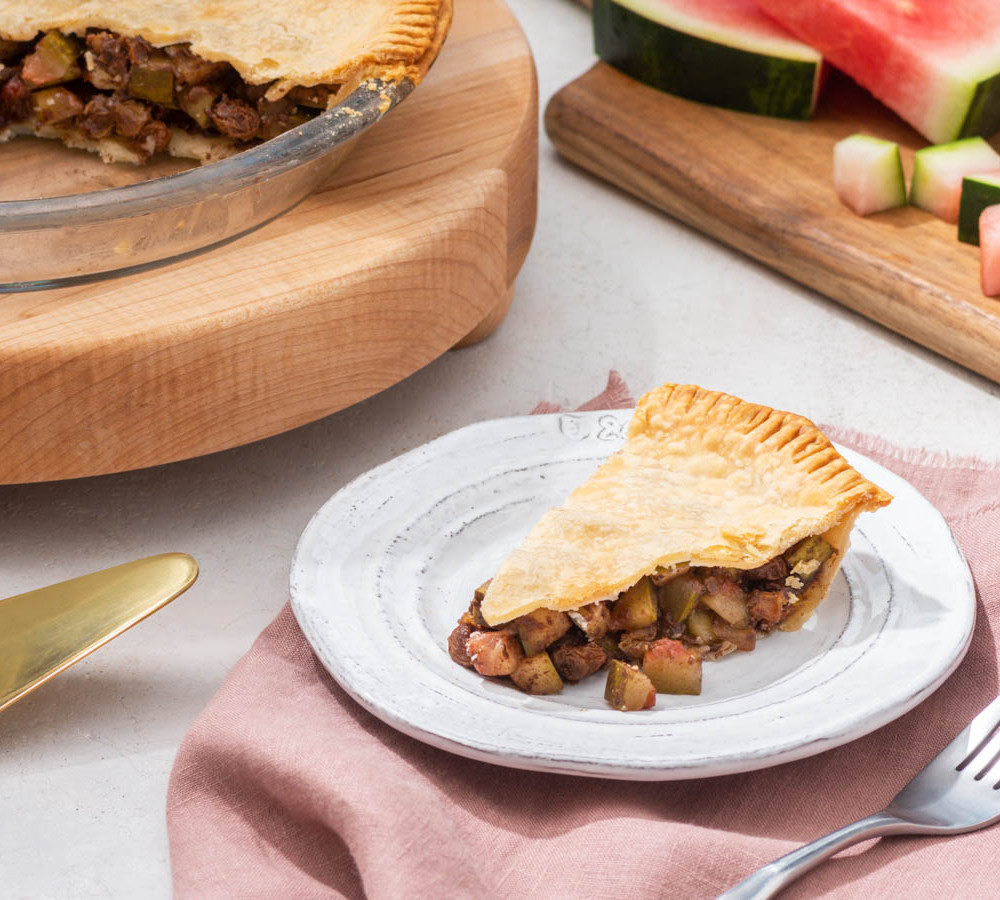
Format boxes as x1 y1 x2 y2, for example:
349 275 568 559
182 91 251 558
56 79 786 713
911 137 1000 224
833 134 905 217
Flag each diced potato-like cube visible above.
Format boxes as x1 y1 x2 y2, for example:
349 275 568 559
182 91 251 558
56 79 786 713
511 652 564 695
474 579 492 604
610 577 658 631
783 536 834 582
21 31 82 88
129 65 175 106
686 608 716 644
642 639 702 695
517 608 571 655
659 573 703 623
701 576 750 628
31 86 83 125
467 630 523 676
178 85 218 129
604 659 656 711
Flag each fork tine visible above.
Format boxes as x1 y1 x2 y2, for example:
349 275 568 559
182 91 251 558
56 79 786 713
971 733 1000 781
953 695 1000 771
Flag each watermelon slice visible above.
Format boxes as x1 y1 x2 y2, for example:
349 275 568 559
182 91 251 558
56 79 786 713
592 0 824 120
833 135 906 216
753 0 1000 144
959 172 1000 245
980 206 1000 296
910 138 1000 224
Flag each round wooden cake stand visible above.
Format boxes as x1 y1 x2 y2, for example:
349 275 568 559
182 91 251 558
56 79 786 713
0 0 536 484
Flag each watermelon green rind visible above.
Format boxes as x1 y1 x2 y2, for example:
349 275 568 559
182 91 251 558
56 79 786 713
910 138 1000 224
593 0 823 120
753 0 1000 144
958 173 1000 245
833 135 906 217
961 72 1000 140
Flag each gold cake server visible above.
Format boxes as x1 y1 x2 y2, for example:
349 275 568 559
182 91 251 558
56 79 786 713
0 553 198 713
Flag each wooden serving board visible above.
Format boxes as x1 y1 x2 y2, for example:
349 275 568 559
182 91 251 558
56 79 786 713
0 0 536 485
545 63 1000 386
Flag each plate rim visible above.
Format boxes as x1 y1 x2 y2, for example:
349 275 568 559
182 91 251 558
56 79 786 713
290 411 977 780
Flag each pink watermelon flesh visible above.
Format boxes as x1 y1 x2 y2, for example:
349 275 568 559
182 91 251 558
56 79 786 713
639 0 807 41
754 0 1000 143
982 206 1000 297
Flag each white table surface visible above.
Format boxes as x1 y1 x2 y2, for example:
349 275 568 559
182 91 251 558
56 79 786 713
4 2 1000 896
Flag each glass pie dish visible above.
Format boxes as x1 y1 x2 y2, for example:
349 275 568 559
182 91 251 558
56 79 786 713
0 77 411 290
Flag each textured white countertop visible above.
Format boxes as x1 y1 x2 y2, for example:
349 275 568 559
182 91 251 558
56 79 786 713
4 1 1000 895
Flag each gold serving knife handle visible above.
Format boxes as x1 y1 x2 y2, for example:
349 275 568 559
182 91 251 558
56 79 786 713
0 553 198 713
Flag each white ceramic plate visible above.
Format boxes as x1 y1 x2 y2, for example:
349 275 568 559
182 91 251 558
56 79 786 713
290 411 975 780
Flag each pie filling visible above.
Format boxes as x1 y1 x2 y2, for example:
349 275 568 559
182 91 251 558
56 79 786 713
448 534 837 710
0 29 340 162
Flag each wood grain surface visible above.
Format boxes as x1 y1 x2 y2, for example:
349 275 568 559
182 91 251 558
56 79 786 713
545 63 1000 386
0 0 537 485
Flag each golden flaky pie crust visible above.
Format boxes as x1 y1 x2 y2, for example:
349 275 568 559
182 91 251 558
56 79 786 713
0 0 453 99
481 384 893 626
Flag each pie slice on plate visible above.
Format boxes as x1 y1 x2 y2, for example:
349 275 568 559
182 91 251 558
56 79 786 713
448 383 892 710
0 0 451 163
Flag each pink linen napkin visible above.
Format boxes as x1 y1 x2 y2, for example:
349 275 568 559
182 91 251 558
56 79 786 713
167 373 1000 899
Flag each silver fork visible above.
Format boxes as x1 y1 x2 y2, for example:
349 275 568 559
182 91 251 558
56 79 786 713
719 693 1000 899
